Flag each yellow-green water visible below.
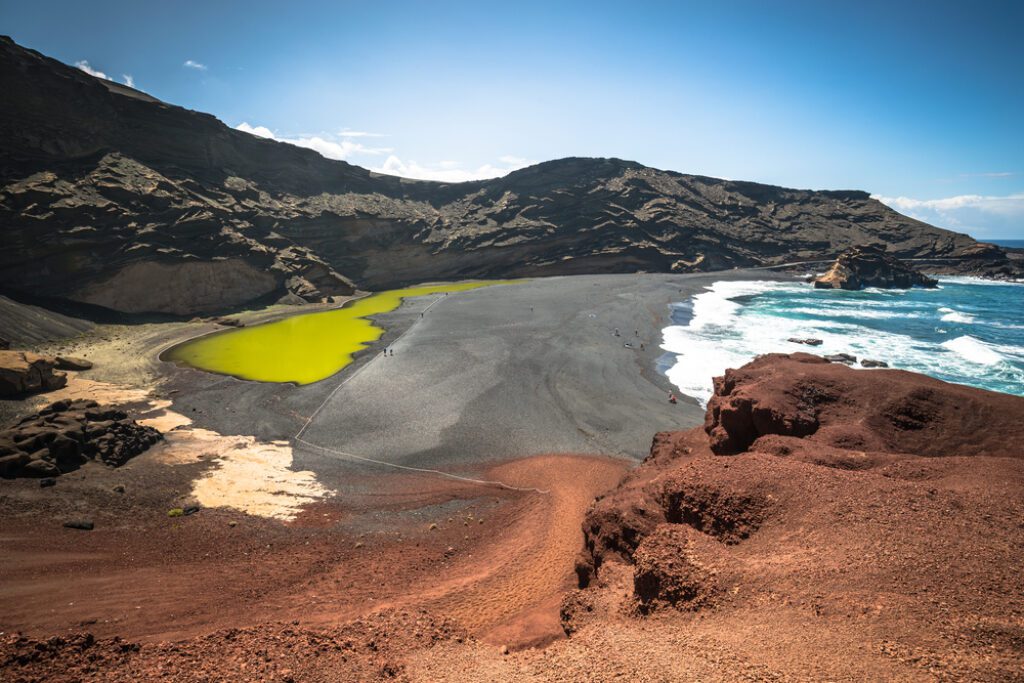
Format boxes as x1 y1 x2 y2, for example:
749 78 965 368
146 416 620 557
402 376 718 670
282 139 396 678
163 281 516 384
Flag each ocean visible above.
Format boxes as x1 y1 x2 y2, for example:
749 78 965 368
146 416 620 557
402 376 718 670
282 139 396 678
661 277 1024 405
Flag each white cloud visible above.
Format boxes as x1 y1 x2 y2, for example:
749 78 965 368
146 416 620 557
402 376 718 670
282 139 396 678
874 192 1024 239
75 60 109 80
236 122 276 139
234 123 393 160
235 121 533 181
123 74 135 88
959 172 1015 178
338 129 386 138
371 155 535 182
184 59 208 71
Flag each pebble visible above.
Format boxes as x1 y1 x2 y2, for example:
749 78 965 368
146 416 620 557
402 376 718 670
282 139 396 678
63 520 94 531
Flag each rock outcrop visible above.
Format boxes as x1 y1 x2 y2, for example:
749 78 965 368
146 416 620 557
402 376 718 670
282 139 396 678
1 36 1017 315
813 244 939 290
571 353 1024 656
0 399 161 478
0 350 67 397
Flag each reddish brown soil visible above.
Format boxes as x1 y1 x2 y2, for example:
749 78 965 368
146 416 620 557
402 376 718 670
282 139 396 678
3 354 1023 681
0 451 627 681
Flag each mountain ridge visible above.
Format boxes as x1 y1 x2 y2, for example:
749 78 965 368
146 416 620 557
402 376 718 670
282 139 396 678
1 35 1015 315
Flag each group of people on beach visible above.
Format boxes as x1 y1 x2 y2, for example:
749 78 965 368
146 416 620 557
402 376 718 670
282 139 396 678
615 326 675 402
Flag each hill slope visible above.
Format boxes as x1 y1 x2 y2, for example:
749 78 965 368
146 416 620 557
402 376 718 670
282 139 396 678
0 36 1012 314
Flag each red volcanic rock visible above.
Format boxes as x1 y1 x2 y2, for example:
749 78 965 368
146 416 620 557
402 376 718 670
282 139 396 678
704 352 1024 457
633 524 725 613
574 354 1024 680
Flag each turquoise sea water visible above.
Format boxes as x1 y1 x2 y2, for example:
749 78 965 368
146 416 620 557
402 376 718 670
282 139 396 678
661 277 1024 404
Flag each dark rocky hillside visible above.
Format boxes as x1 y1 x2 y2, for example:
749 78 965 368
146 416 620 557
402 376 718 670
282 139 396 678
0 36 1014 314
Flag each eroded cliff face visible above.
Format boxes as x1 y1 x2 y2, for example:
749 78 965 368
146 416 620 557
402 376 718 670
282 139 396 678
1 36 1016 315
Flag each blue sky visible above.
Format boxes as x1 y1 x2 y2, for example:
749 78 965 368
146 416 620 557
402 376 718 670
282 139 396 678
3 0 1022 238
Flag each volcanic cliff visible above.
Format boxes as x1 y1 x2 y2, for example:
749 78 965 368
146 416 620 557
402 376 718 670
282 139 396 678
1 36 1015 314
568 353 1024 680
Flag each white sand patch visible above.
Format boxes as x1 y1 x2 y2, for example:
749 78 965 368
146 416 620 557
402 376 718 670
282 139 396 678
33 373 332 520
159 429 331 520
35 374 153 407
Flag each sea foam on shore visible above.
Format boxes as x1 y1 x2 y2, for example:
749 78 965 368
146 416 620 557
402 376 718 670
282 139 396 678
661 277 1024 405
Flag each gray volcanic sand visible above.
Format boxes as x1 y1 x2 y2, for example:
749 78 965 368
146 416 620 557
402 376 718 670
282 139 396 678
166 270 791 491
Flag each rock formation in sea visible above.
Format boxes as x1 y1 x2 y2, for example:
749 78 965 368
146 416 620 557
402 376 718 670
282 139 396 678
1 36 1017 315
813 244 939 290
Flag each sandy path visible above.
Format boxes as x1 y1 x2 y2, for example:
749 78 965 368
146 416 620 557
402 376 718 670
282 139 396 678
395 454 629 647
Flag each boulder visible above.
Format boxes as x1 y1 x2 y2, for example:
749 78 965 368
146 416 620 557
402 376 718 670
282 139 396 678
813 244 939 290
824 353 857 364
0 350 67 397
861 359 889 368
0 399 161 478
787 338 823 346
55 356 93 371
633 524 724 612
63 520 94 531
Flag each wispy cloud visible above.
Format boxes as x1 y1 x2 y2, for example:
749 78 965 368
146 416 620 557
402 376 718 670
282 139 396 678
959 171 1015 178
371 155 535 182
874 192 1024 238
235 123 393 160
75 60 109 80
235 122 532 182
76 60 136 88
183 59 208 71
338 129 387 138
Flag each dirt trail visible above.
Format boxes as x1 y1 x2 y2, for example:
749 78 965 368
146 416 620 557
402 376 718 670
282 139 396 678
393 455 628 647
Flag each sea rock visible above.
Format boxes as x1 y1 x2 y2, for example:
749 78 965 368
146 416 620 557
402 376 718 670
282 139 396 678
861 359 888 368
824 353 857 364
787 337 823 346
0 350 67 397
813 244 939 290
0 399 161 479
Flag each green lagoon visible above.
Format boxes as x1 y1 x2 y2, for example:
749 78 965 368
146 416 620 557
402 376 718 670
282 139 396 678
162 281 515 385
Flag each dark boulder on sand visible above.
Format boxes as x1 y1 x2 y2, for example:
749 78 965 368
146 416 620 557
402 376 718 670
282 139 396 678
0 399 161 478
55 356 93 371
813 244 939 290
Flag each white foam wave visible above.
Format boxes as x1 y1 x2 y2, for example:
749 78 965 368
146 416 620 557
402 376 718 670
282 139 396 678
661 280 1024 404
938 276 1024 287
939 309 975 323
940 336 1004 365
